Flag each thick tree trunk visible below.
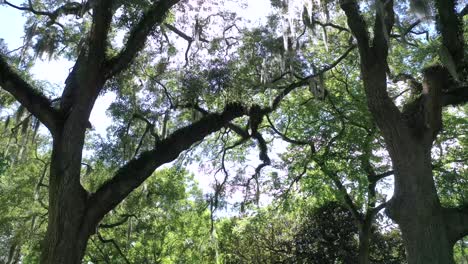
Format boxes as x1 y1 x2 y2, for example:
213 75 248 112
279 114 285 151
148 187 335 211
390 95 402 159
386 142 454 264
0 2 184 263
40 224 89 264
339 1 467 262
40 126 93 264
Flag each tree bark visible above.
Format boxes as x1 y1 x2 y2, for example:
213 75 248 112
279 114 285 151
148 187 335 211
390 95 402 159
39 125 93 263
386 143 454 264
357 220 372 264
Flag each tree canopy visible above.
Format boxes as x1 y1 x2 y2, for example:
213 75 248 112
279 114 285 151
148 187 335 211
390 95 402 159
0 0 467 263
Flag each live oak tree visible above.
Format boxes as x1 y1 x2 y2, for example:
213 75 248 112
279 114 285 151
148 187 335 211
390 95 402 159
0 0 320 262
212 0 467 263
204 0 468 263
0 0 254 263
338 0 468 263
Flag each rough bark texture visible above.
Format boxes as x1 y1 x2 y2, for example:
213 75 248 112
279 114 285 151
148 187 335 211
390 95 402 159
386 143 454 264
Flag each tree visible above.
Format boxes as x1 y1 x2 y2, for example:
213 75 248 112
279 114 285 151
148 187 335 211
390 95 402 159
217 200 406 264
217 209 297 264
213 0 468 262
294 201 360 263
0 0 253 263
268 71 391 264
339 0 468 263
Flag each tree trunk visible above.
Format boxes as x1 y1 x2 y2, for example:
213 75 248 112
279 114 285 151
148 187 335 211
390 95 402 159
357 220 372 264
339 0 468 262
6 241 19 264
39 126 93 264
386 142 454 264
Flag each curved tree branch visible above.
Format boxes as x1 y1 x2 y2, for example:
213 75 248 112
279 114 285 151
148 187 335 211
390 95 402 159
96 232 131 264
164 23 209 43
272 44 356 110
99 214 136 229
85 102 247 229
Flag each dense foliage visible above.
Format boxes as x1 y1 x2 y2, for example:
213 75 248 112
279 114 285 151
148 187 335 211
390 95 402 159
0 0 467 263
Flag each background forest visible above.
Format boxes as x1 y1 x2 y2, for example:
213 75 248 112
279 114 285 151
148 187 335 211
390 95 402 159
0 0 467 263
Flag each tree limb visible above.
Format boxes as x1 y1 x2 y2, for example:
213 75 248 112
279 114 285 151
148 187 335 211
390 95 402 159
442 86 468 106
88 0 114 62
272 44 355 110
96 232 131 264
368 170 394 183
164 23 209 43
339 0 370 54
460 4 468 17
99 214 136 229
400 19 421 38
340 0 402 141
311 19 350 33
3 0 89 25
105 0 180 77
443 205 468 244
435 0 465 74
0 56 60 133
318 162 362 221
85 102 246 228
368 202 387 220
266 115 311 145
